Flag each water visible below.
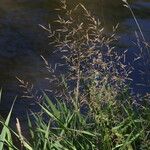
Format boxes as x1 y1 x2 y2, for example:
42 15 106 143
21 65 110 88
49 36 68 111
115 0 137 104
0 0 150 121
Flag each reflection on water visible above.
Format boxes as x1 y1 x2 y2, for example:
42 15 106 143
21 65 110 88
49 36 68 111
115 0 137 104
0 0 150 119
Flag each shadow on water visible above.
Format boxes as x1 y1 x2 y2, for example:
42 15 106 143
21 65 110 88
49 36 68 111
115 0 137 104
0 0 149 125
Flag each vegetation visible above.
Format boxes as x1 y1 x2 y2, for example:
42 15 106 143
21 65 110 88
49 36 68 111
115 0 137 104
0 0 150 149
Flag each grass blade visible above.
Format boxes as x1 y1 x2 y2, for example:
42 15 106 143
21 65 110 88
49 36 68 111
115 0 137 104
0 97 16 150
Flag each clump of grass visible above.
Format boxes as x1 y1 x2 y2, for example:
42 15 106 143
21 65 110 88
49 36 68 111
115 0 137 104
0 92 32 150
1 0 150 149
40 0 131 106
0 91 15 150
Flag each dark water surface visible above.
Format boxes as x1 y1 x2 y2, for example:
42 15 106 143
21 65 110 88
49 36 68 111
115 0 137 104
0 0 150 121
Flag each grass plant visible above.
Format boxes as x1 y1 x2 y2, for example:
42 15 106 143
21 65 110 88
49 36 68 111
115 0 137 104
1 0 150 149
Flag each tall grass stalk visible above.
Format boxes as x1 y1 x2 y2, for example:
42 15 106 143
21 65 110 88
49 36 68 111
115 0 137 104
122 0 150 87
122 0 146 44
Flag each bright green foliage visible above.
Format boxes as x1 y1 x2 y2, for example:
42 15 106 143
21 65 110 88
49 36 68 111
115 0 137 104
24 92 150 150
